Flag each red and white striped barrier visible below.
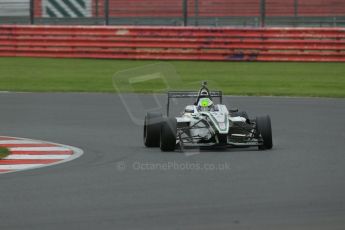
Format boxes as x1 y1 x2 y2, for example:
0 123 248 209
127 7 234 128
0 136 83 174
1 25 344 62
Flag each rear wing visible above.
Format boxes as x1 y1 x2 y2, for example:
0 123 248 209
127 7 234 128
167 91 223 116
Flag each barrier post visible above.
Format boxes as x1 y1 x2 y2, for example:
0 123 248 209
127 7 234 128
95 0 99 18
195 0 199 26
104 0 109 25
260 0 266 27
183 0 188 26
30 0 34 24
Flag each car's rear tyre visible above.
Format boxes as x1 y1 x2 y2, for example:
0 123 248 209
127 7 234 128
256 115 273 150
144 112 163 147
160 117 177 152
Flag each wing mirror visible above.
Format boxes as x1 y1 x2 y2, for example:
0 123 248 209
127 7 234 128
185 105 194 113
229 108 239 113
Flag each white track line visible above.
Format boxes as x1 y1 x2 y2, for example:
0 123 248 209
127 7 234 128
9 147 69 151
5 155 71 160
0 140 41 144
0 164 44 170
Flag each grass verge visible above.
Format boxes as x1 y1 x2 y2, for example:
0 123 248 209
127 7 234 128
0 147 10 159
0 57 345 97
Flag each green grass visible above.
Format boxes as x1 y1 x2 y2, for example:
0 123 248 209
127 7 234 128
0 57 345 97
0 147 10 159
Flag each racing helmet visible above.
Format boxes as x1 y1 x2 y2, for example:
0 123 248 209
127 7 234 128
198 98 213 111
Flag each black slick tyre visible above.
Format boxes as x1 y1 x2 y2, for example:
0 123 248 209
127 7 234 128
160 117 177 152
256 115 273 150
144 112 163 147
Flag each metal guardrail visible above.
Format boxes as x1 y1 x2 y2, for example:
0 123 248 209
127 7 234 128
0 0 344 27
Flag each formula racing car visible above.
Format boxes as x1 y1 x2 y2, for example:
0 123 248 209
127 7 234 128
144 82 273 152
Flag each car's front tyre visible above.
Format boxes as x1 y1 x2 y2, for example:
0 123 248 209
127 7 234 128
160 117 177 152
144 112 163 147
256 115 273 150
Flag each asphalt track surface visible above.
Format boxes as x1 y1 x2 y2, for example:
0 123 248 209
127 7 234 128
0 92 344 230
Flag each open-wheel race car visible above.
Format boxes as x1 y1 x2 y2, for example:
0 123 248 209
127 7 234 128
144 82 273 152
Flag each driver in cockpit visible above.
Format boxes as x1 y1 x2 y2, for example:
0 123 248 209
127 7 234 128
195 82 217 112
